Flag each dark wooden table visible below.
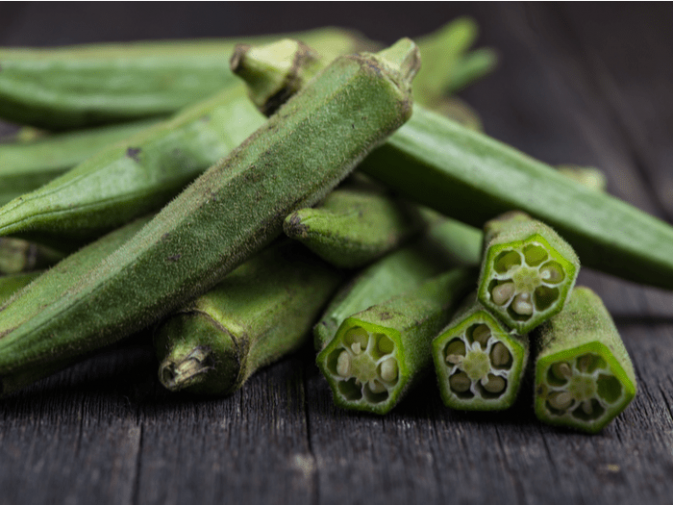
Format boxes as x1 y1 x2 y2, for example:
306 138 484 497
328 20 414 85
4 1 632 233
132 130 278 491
2 4 673 504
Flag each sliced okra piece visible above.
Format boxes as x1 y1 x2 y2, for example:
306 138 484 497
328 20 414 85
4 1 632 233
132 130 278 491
283 183 425 269
477 212 579 334
155 240 342 395
0 237 64 274
0 41 418 394
432 294 528 411
534 287 636 433
317 268 475 415
314 214 482 351
557 164 607 193
0 272 41 306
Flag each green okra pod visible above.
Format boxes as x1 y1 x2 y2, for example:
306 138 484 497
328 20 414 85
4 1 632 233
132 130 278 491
477 212 579 334
0 28 366 130
0 40 419 393
313 215 483 351
557 164 607 193
0 118 160 207
432 97 483 131
534 287 637 434
317 268 475 415
154 240 343 395
432 294 529 411
446 47 498 94
0 272 41 306
0 237 64 275
283 181 425 269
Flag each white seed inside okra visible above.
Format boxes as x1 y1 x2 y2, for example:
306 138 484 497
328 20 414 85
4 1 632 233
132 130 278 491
492 282 515 305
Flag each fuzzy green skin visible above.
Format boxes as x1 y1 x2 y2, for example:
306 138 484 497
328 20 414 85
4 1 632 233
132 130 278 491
477 212 579 334
0 28 364 130
0 119 160 207
154 240 343 396
534 287 637 434
0 216 151 395
432 296 528 411
0 272 41 306
283 186 425 269
0 43 417 390
360 106 673 290
0 84 265 245
0 238 64 274
313 215 482 351
317 268 474 415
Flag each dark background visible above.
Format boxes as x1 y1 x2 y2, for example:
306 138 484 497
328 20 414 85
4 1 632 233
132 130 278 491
1 3 673 505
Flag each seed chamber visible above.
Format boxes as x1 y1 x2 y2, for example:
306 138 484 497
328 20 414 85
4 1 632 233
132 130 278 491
484 238 572 331
326 326 400 406
541 352 624 425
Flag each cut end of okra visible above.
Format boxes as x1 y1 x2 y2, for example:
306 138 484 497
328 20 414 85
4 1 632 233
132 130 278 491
478 215 579 334
373 38 422 94
230 38 322 116
432 310 528 411
317 320 406 415
535 343 636 434
158 346 214 393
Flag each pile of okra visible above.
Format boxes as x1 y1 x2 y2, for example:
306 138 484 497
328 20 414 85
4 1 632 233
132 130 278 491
3 17 671 434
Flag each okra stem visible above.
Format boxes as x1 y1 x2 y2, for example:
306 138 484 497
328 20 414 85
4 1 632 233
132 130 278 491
155 240 343 395
534 287 636 433
317 268 475 414
477 212 579 334
432 294 529 411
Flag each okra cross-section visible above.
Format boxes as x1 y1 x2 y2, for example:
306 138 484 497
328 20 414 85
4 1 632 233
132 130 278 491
432 296 528 410
478 212 579 334
534 287 636 433
317 268 474 415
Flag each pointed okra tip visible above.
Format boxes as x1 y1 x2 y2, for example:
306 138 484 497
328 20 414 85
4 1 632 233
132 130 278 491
317 319 405 415
230 38 322 116
432 309 528 411
374 38 422 94
535 343 636 434
478 213 579 334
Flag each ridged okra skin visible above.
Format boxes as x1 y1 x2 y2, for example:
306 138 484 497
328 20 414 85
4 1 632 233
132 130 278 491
534 287 636 434
477 212 579 334
0 41 418 392
0 216 152 396
313 215 483 351
432 295 529 411
360 105 673 290
317 268 475 415
0 118 160 207
154 240 343 395
0 237 64 274
0 28 364 130
0 272 41 306
283 183 425 269
0 84 265 245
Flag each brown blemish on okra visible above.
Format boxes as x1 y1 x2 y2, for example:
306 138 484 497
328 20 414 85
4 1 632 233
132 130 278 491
126 147 142 161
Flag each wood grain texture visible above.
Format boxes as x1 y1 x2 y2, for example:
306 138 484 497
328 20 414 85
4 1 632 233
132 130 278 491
1 3 673 504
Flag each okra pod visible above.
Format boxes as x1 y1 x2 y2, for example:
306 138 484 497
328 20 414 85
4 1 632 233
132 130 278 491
0 28 365 129
557 165 607 193
283 181 425 269
534 287 636 433
0 272 41 306
446 47 498 94
0 118 160 206
317 268 474 415
0 237 64 275
433 97 483 131
0 40 418 392
432 294 529 411
155 240 343 395
477 212 579 334
314 215 483 351
359 106 673 290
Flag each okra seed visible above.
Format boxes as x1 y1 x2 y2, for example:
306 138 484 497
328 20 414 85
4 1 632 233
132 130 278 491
379 358 398 382
336 351 352 377
482 374 506 394
368 379 386 394
490 342 512 367
449 372 472 393
492 282 515 305
540 262 564 283
551 362 572 380
548 391 573 410
351 342 363 355
445 339 466 358
582 400 593 415
472 324 491 348
446 354 464 365
512 294 534 315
